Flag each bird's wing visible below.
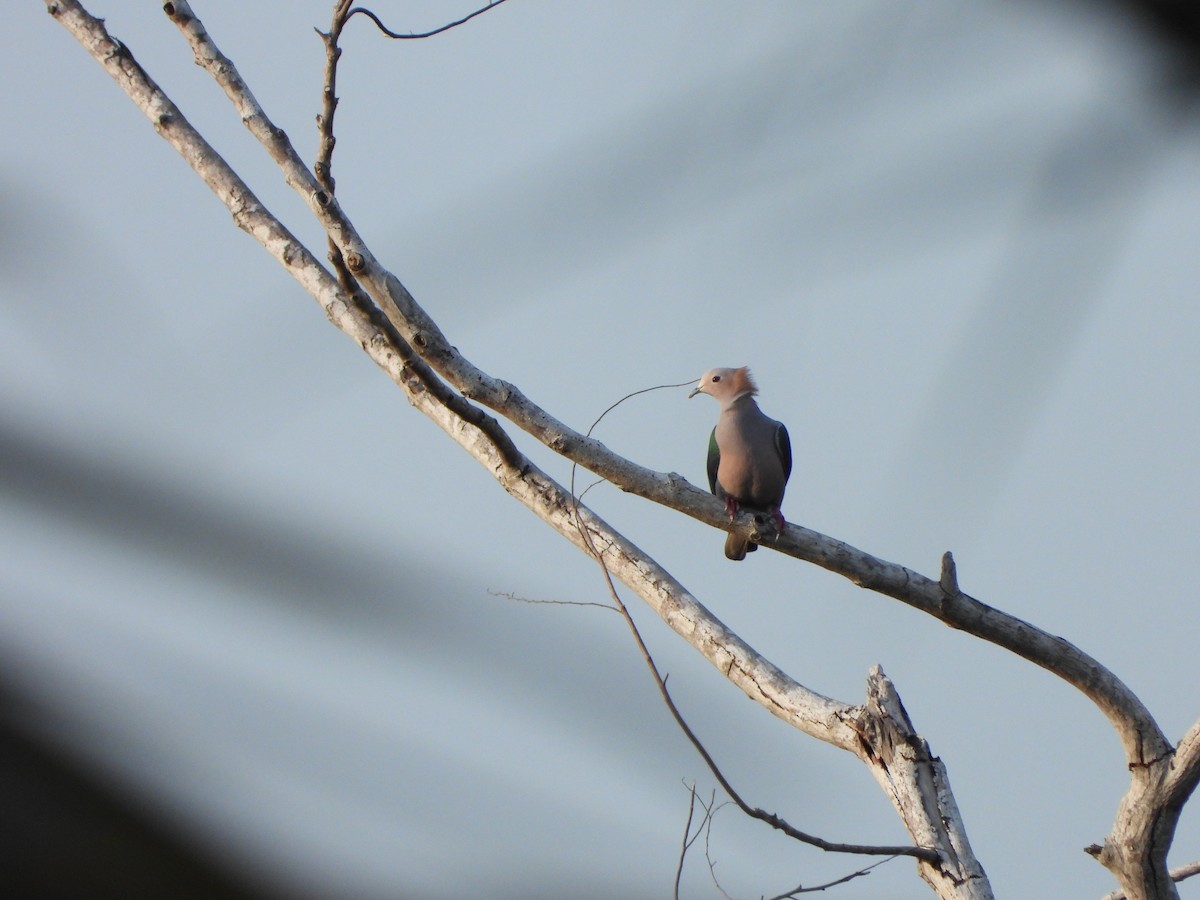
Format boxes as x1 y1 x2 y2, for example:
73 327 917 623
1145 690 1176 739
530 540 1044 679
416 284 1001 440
775 421 792 485
706 426 720 495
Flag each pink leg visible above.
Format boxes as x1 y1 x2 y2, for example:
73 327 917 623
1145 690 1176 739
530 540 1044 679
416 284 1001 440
724 496 739 521
771 507 786 533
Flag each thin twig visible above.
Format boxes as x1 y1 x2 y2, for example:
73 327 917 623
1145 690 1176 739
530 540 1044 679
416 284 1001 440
621 575 931 857
674 782 698 900
488 589 617 613
700 795 736 900
568 378 694 527
686 786 718 859
765 855 897 898
314 0 351 190
585 379 698 438
347 0 510 40
567 378 695 516
1170 860 1200 887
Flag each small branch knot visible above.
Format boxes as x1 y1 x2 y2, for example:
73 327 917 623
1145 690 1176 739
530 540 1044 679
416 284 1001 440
343 249 365 271
939 551 959 598
162 1 191 23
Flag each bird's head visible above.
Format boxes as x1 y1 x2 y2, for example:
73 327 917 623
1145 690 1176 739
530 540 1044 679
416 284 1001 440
689 366 757 405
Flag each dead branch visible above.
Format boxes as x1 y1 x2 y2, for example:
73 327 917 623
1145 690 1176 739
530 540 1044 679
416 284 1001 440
766 856 897 898
41 1 1197 896
347 0 510 41
159 0 1163 781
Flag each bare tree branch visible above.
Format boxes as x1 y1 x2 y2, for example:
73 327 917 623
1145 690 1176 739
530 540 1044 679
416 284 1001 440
572 498 938 860
136 0 840 740
157 0 1165 781
1166 718 1200 812
766 855 897 898
42 0 873 809
565 378 942 864
140 27 1190 898
689 788 900 898
313 0 359 302
852 668 989 896
1101 859 1200 900
674 782 700 900
490 588 618 613
1089 716 1200 897
41 1 1198 897
346 0 510 40
45 3 986 889
698 793 736 900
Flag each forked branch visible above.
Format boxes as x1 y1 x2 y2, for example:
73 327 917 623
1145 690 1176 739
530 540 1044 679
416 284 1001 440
158 0 1162 779
42 2 1196 897
45 3 987 893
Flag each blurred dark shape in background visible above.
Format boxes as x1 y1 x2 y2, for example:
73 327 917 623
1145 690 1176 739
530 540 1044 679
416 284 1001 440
1127 0 1200 55
1102 0 1200 93
0 688 269 900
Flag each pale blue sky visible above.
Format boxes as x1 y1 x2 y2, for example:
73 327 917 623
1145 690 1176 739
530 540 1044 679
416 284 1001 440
3 2 1199 897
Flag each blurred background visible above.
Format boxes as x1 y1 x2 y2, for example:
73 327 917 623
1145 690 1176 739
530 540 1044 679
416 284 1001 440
3 1 1199 897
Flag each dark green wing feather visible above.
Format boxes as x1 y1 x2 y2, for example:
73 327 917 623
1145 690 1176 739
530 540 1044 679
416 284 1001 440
775 422 792 486
706 427 720 495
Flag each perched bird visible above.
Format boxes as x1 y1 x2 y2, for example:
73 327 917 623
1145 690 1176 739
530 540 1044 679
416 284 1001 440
689 367 792 560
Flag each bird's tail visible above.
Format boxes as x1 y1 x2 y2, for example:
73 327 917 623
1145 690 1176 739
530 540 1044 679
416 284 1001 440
724 531 756 561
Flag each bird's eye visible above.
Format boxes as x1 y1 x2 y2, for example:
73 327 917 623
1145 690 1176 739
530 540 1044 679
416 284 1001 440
711 375 721 383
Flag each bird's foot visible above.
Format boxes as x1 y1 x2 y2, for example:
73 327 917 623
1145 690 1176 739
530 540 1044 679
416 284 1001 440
724 497 739 521
749 509 786 545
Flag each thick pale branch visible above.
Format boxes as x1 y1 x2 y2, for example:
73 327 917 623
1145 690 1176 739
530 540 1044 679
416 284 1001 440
1101 860 1200 900
43 4 337 310
151 0 1168 775
582 526 935 861
1092 718 1200 899
46 2 1192 896
1167 718 1200 804
42 0 853 753
853 668 991 898
43 5 1003 891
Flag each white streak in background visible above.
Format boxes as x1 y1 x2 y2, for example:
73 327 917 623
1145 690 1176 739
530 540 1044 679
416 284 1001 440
883 92 1170 545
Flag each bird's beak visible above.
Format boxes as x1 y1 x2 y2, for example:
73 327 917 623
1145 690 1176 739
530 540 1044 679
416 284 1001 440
688 386 701 399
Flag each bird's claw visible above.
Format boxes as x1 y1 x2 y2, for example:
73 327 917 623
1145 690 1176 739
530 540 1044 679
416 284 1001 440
724 497 739 521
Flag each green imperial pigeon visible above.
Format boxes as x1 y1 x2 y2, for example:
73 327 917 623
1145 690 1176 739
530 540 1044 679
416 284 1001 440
689 366 792 560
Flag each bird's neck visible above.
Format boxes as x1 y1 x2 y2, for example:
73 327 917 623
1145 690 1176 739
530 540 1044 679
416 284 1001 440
722 393 759 413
